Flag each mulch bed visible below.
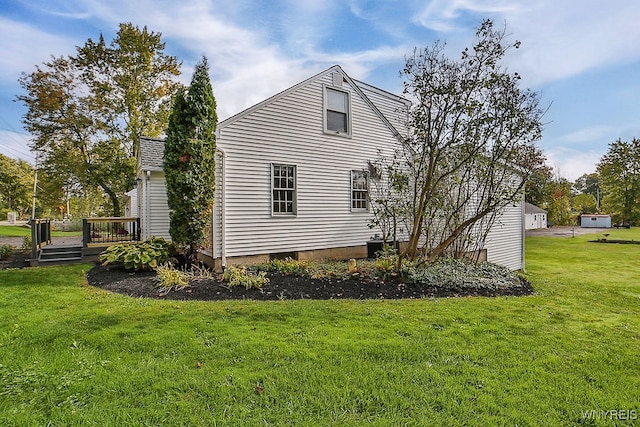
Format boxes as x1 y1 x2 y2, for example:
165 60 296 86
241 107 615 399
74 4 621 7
85 263 534 301
589 239 640 245
0 250 31 269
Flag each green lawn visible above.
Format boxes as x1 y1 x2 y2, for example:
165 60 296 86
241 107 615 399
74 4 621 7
0 230 638 425
0 224 82 238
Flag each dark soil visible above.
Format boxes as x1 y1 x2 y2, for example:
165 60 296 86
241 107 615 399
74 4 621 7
0 250 30 269
85 263 534 301
589 239 640 245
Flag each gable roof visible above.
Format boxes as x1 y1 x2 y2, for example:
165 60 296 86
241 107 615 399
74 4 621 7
217 65 407 141
139 136 165 171
525 202 547 214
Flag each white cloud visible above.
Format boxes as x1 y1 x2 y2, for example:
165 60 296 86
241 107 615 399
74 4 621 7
411 0 640 87
60 0 402 119
562 125 613 144
0 17 77 83
545 147 601 181
413 0 520 32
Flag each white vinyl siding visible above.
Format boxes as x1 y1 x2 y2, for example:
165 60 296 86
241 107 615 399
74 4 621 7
355 81 411 139
215 71 399 257
484 200 524 270
140 171 171 241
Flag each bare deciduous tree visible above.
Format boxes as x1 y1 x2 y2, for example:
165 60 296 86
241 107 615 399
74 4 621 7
371 20 546 269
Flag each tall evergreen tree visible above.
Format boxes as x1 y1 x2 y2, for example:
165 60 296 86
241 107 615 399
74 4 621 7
164 57 217 263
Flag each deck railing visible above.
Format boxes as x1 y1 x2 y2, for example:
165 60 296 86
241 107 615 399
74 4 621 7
82 217 141 247
30 218 52 260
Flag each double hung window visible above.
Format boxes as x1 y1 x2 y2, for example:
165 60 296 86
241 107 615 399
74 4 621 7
272 164 296 215
351 170 369 211
325 87 351 136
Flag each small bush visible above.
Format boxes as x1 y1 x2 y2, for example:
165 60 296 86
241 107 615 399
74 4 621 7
268 257 311 275
374 254 396 279
21 235 32 251
100 237 175 271
155 263 193 293
408 258 523 291
0 244 13 260
223 265 269 289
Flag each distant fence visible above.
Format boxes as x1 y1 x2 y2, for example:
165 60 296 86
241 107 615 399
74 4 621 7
82 217 141 247
30 218 52 260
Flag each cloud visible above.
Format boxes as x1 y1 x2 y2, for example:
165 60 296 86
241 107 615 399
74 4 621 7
0 17 77 83
57 0 403 119
413 0 520 32
562 125 613 144
411 0 640 87
545 147 601 181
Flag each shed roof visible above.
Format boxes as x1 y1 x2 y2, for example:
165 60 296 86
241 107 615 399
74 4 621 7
525 202 547 214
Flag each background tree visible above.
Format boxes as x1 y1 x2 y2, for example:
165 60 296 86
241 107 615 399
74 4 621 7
597 138 640 225
525 164 553 207
572 193 597 214
370 20 546 268
164 57 217 264
18 23 182 216
572 172 601 210
546 177 573 225
0 154 33 219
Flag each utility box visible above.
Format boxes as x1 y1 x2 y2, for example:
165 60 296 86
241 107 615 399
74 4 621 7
366 238 400 258
7 212 16 224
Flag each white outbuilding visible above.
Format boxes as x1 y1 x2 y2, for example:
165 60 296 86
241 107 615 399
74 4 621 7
580 214 611 228
525 202 547 230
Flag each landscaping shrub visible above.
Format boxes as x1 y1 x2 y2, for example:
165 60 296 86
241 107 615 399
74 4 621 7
21 235 31 250
374 246 397 279
267 257 311 275
222 265 269 289
100 237 175 271
155 263 193 293
407 258 523 291
0 244 13 260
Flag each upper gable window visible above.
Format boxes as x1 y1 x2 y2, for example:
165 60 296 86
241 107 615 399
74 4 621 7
324 87 351 137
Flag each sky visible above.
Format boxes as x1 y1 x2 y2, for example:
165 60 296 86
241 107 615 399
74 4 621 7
1 0 639 181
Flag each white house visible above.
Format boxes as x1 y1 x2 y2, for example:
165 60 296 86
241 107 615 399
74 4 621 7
136 65 525 270
525 202 547 229
136 137 171 241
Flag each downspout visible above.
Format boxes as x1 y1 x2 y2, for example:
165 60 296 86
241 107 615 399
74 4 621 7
145 170 151 240
215 146 227 268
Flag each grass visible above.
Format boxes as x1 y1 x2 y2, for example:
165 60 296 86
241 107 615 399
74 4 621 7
0 224 82 238
0 230 638 425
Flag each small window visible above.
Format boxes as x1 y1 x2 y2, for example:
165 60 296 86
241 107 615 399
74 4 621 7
272 164 296 215
325 87 351 136
351 170 369 211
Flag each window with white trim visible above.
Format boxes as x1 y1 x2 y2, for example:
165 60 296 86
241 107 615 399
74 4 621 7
325 87 351 136
272 164 296 215
351 170 369 211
